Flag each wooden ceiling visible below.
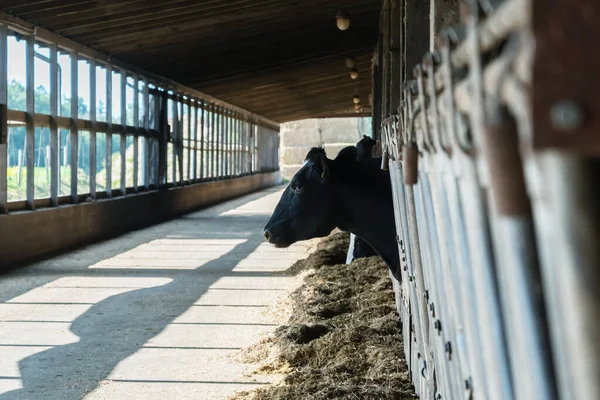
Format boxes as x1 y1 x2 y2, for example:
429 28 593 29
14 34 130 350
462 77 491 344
1 0 382 122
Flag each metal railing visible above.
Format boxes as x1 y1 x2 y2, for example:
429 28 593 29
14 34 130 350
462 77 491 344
0 15 280 214
378 0 600 399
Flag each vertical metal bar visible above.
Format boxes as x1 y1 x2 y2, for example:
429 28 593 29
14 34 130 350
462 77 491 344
236 113 240 175
143 77 150 189
205 103 210 178
177 100 184 183
229 111 234 176
106 64 112 197
186 98 191 182
0 24 6 214
238 115 242 175
240 116 245 175
192 100 198 181
536 155 600 400
256 125 262 172
218 107 224 178
25 34 35 209
227 109 231 177
171 95 177 185
89 58 97 199
69 50 78 203
222 108 227 177
158 91 168 186
133 74 139 193
48 44 58 206
224 109 228 177
231 111 235 176
246 118 251 174
210 103 215 178
250 119 258 173
120 70 126 195
482 101 556 400
218 106 222 178
199 101 204 180
240 117 245 175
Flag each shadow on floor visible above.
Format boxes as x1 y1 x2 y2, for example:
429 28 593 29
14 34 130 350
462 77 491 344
0 186 287 400
0 234 265 400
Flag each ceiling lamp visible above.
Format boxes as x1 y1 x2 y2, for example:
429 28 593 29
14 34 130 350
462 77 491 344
345 56 356 69
350 68 359 79
353 95 360 104
336 11 350 31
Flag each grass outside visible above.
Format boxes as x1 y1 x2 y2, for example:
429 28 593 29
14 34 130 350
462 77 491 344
7 145 252 201
7 166 98 201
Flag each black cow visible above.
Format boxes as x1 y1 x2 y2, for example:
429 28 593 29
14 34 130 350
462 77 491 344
345 136 379 262
263 146 401 282
356 135 377 160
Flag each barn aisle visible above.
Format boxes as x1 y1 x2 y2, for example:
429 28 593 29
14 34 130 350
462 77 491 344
0 186 313 400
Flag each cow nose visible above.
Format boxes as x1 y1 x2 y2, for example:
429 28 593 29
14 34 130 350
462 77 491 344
263 230 271 242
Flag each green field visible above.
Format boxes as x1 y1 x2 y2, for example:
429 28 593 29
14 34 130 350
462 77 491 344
7 145 245 201
7 166 101 201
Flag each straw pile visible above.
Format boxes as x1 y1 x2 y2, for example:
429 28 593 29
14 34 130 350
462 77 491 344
231 232 416 400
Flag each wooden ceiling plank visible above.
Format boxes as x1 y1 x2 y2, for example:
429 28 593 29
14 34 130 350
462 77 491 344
75 2 378 46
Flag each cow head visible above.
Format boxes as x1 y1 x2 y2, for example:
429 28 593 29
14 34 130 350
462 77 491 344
263 147 351 248
356 135 376 160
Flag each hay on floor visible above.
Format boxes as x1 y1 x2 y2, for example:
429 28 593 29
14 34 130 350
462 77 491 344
231 232 417 400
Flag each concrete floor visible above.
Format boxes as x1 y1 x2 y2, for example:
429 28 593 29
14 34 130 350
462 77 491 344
0 186 313 400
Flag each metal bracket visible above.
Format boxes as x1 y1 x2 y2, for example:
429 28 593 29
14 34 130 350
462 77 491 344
532 0 600 155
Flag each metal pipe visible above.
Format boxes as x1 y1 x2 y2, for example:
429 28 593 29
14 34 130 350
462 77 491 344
68 51 78 201
89 58 97 198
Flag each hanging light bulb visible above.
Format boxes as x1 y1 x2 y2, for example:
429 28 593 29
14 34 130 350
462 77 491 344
345 56 356 69
354 104 361 113
353 95 360 104
350 68 359 79
336 11 350 31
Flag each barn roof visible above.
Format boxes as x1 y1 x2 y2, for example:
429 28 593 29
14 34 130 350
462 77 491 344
1 0 381 122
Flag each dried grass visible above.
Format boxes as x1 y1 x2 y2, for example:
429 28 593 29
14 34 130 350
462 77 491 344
230 232 417 400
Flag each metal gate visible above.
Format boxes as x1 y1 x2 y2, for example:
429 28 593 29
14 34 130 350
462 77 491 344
377 0 600 399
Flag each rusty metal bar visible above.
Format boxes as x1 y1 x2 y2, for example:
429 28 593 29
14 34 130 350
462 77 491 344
532 0 600 154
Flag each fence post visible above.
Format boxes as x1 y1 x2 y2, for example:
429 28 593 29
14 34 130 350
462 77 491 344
0 24 7 213
26 34 35 209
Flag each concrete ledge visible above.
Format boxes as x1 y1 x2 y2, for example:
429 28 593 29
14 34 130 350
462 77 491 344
0 171 281 269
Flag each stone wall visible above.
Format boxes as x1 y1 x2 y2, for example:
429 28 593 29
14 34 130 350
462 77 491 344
279 117 372 179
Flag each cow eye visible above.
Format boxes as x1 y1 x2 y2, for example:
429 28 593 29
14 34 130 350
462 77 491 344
292 183 304 194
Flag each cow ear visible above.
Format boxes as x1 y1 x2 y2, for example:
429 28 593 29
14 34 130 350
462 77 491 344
319 156 329 182
304 146 330 182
